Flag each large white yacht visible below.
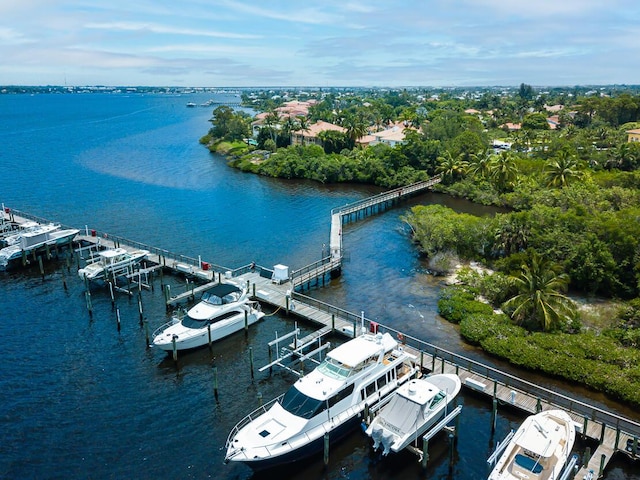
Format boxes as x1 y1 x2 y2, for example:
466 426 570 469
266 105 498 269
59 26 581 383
224 331 418 471
151 281 264 351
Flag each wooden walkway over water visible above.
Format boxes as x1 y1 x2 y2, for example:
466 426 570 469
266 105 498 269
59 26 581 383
4 174 639 477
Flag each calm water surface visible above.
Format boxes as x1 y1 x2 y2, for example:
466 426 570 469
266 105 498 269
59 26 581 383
1 92 638 479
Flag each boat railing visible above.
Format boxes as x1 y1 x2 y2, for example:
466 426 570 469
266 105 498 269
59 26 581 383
225 394 285 452
151 316 181 339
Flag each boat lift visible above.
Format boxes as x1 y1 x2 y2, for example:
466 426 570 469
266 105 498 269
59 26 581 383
404 405 463 469
259 323 332 377
487 429 516 468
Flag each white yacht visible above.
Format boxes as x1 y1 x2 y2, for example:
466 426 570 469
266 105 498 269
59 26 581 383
224 331 418 471
488 409 576 480
77 247 148 280
151 281 264 351
366 373 461 455
0 225 79 268
1 221 59 246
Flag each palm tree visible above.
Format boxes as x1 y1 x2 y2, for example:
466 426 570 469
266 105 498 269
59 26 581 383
544 150 583 188
488 151 518 192
607 143 640 171
263 110 281 145
503 252 576 332
466 148 493 180
494 217 528 256
436 150 467 184
342 113 368 148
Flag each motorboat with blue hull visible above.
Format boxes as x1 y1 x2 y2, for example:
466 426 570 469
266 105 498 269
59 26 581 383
152 281 264 352
365 373 462 455
224 331 419 471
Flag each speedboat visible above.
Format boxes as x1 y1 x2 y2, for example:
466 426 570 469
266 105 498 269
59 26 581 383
224 331 419 471
1 221 59 246
78 247 148 280
365 373 461 455
151 281 264 351
488 409 576 480
0 226 79 268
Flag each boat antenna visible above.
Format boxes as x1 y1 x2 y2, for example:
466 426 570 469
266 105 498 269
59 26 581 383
361 311 366 335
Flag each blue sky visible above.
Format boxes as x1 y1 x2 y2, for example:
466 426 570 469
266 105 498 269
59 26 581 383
1 0 638 87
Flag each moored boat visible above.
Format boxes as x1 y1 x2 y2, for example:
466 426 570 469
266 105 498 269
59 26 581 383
365 373 461 455
151 281 264 351
488 409 576 480
0 226 79 268
224 331 419 471
77 247 148 280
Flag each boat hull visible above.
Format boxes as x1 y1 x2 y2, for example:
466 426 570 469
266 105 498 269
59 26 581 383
152 310 264 351
227 413 361 471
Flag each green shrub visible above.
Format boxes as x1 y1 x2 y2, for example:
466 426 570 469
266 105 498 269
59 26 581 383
438 286 494 324
459 312 512 344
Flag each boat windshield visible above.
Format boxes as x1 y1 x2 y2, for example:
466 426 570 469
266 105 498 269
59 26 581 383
180 316 207 329
280 386 326 419
202 290 241 305
317 357 352 380
429 390 446 409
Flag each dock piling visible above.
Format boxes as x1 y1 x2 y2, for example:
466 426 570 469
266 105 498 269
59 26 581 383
144 320 150 347
213 366 219 401
172 335 178 362
323 432 330 466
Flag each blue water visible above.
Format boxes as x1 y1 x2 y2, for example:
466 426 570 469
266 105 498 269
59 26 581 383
1 92 638 479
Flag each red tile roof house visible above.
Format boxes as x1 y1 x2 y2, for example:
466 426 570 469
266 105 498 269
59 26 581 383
547 115 560 130
500 122 522 131
251 100 317 137
290 120 346 146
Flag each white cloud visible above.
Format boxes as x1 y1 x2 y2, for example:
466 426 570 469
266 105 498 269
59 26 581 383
84 21 261 40
0 0 638 86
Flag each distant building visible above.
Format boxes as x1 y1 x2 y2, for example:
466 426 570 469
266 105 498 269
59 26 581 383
547 115 560 130
291 120 345 146
627 128 640 143
501 122 522 131
544 104 564 113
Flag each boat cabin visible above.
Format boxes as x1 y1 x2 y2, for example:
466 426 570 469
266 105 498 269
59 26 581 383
96 248 130 265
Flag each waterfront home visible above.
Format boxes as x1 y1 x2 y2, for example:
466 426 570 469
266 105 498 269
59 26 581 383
626 128 640 143
290 120 346 146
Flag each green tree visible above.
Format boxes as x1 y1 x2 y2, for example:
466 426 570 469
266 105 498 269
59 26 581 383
488 151 519 192
545 150 583 188
503 252 577 332
436 150 467 184
522 112 550 131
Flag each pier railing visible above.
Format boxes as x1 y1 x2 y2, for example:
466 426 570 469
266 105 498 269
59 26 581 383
291 291 640 438
330 175 441 217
